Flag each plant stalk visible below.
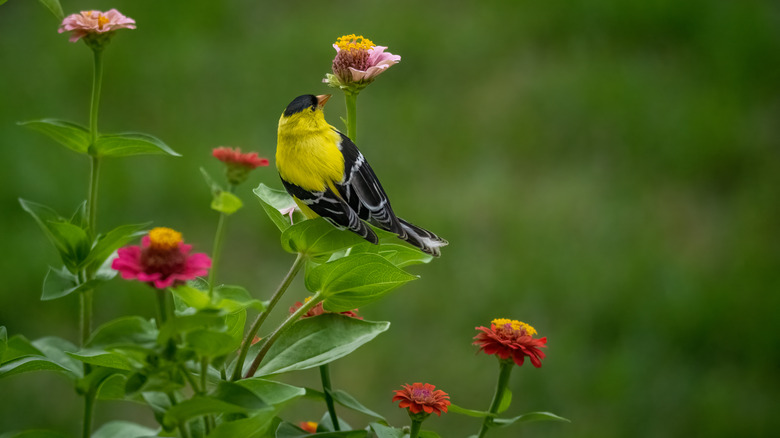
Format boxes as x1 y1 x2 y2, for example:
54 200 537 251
79 289 93 347
230 253 305 381
207 185 234 299
344 91 358 141
409 418 423 438
320 364 340 431
243 292 322 379
82 389 95 438
155 290 168 328
477 359 514 438
87 48 103 235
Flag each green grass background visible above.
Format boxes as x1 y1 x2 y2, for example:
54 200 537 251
1 0 779 436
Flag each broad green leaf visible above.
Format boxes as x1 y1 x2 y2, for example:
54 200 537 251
318 412 352 433
236 378 306 406
186 330 238 358
93 132 180 157
18 119 89 154
306 254 417 313
207 410 278 438
31 337 82 376
492 411 571 426
0 327 6 361
448 404 492 418
0 356 77 380
158 310 226 344
498 388 512 413
70 201 88 229
95 373 130 401
377 243 433 267
281 218 365 256
19 199 89 269
211 190 243 215
1 335 43 364
87 316 158 350
0 431 70 438
37 0 64 20
275 422 367 437
171 284 211 309
163 382 266 426
215 285 266 312
328 389 385 420
253 183 298 231
66 350 133 370
41 266 91 300
91 421 157 438
253 314 389 377
83 223 148 272
225 311 247 347
369 423 404 438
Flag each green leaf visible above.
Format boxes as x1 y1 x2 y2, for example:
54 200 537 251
41 266 90 301
158 310 227 344
369 423 404 438
253 314 389 377
66 350 134 370
215 285 266 312
377 243 433 267
306 254 418 313
31 337 83 376
236 378 306 406
328 388 385 420
448 404 492 418
163 382 267 427
418 431 441 438
19 199 90 270
186 330 238 358
93 132 180 157
83 223 149 272
212 190 243 215
18 119 89 154
87 316 158 350
253 183 298 231
0 327 6 361
0 356 75 380
91 421 157 438
70 201 88 229
1 335 43 364
0 337 81 380
207 410 278 438
492 411 571 426
498 388 512 413
281 218 366 256
95 373 130 401
171 285 211 310
37 0 64 20
0 431 70 438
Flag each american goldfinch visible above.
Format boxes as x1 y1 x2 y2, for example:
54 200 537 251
276 94 447 256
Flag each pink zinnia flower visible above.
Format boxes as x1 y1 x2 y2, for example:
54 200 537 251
289 299 361 319
212 146 269 185
473 318 547 368
324 34 401 92
58 9 136 43
111 227 211 289
392 383 450 416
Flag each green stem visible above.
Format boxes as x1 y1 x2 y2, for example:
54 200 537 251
207 212 228 298
87 156 101 238
243 292 322 379
344 91 358 141
200 357 209 394
155 290 168 328
87 48 103 236
477 360 514 438
82 389 95 438
409 418 423 438
167 393 190 438
79 289 93 347
320 364 340 431
230 253 305 381
180 364 201 394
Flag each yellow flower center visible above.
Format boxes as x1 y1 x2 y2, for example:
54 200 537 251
491 318 538 336
97 14 110 29
335 34 375 52
148 227 183 251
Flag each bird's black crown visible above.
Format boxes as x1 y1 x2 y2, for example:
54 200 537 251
283 95 318 117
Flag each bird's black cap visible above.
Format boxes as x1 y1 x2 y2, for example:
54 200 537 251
283 95 319 117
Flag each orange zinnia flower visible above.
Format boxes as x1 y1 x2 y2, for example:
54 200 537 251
392 382 450 416
473 318 547 367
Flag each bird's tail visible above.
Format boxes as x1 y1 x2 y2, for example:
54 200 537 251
397 218 448 257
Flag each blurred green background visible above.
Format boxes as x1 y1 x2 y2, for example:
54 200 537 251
1 0 779 436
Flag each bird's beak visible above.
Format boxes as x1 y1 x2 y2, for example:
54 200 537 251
316 94 332 108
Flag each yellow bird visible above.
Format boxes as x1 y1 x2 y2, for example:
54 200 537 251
276 94 447 256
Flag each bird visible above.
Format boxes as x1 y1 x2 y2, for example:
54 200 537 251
276 94 448 257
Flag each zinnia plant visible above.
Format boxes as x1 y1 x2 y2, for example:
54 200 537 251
393 382 451 438
58 8 136 46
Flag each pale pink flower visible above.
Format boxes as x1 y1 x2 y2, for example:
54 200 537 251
111 227 211 289
324 34 401 92
58 9 136 43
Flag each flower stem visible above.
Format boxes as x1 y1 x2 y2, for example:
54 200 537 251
87 48 103 236
82 389 96 438
344 91 358 141
207 185 234 299
87 156 101 237
155 290 168 328
409 418 423 438
243 292 322 379
477 360 514 438
79 289 93 347
320 364 340 431
230 253 305 381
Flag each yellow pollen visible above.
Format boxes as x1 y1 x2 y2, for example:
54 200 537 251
335 34 375 52
148 227 183 250
491 318 538 336
97 14 110 29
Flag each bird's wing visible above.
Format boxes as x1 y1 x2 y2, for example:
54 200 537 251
281 178 378 243
335 131 406 236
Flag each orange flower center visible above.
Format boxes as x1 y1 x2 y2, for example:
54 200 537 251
148 227 183 251
97 14 110 29
491 318 537 336
335 34 375 52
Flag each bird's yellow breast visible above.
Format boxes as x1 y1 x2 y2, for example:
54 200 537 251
276 110 344 192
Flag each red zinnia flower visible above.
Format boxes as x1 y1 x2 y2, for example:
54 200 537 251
299 421 318 433
392 383 450 416
111 227 211 289
289 298 361 319
473 318 547 368
212 146 269 185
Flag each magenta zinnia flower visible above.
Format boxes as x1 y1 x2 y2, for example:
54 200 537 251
58 9 136 43
473 318 547 368
212 146 269 185
324 34 401 92
111 227 211 289
392 383 450 416
289 299 361 319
